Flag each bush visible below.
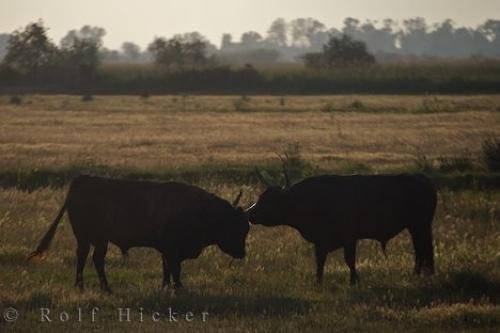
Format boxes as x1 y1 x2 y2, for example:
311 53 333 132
303 35 375 69
277 142 307 183
233 95 251 111
482 137 500 171
349 100 364 109
320 103 336 112
9 95 22 105
81 94 93 102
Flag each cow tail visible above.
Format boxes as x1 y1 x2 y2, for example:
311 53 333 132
27 192 70 261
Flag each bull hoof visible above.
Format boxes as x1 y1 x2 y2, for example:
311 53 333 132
171 285 186 297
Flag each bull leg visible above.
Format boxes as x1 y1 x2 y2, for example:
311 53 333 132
75 241 90 291
162 254 171 289
169 257 183 289
409 224 435 276
93 242 111 293
314 244 327 284
344 241 359 285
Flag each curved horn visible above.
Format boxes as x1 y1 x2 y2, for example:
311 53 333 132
232 190 243 207
255 167 272 187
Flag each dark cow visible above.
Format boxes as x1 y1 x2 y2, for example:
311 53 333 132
28 175 250 291
247 169 437 285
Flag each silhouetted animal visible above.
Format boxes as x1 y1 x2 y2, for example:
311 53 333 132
28 175 249 291
248 170 437 285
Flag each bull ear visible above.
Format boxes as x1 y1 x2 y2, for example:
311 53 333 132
255 167 272 187
232 190 243 207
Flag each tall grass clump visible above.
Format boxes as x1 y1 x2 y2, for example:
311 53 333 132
482 137 500 171
81 94 94 102
438 151 475 173
9 95 22 105
233 95 251 112
277 142 308 183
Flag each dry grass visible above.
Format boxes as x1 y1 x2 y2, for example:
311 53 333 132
0 186 498 332
0 95 499 171
0 94 499 331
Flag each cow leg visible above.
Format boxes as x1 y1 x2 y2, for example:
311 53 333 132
314 244 327 284
344 241 359 285
75 241 90 291
170 258 183 289
162 254 172 289
93 241 111 293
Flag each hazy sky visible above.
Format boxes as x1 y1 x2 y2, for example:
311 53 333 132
0 0 499 49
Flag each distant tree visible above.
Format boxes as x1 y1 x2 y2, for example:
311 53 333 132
399 17 431 55
64 38 100 82
241 31 263 48
121 42 141 61
0 33 9 60
358 19 399 54
100 48 121 62
60 26 106 49
148 33 213 67
3 21 58 80
481 20 500 55
303 35 375 69
342 18 362 40
267 18 288 47
221 33 233 49
290 18 325 47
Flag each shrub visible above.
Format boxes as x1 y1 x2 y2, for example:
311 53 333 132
233 95 251 111
277 142 306 183
81 94 93 102
9 95 22 105
349 100 364 109
482 137 500 171
303 35 375 69
319 102 336 112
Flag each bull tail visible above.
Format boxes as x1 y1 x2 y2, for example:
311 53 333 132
27 192 70 261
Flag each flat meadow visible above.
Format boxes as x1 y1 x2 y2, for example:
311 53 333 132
0 94 499 332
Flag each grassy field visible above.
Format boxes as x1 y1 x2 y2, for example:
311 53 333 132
1 94 499 171
0 95 499 332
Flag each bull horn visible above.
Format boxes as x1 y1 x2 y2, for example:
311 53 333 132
255 167 272 187
232 190 243 207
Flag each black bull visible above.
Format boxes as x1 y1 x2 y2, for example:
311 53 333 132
28 175 249 291
247 173 437 285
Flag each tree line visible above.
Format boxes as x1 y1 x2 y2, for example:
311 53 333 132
1 20 499 94
0 17 500 66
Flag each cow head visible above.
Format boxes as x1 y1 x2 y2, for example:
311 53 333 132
246 167 289 226
216 191 250 259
